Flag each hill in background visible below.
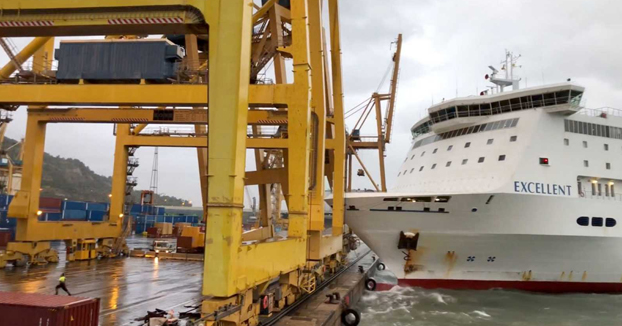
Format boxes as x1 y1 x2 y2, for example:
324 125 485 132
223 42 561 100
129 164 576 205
2 137 191 206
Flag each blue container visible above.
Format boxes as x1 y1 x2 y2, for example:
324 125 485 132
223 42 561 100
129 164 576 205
64 201 87 211
89 210 106 222
63 209 87 220
87 202 108 212
46 213 62 221
157 207 165 215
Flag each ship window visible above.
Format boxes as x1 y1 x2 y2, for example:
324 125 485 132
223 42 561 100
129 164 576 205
606 218 617 227
556 90 570 104
564 138 569 146
606 183 610 196
421 151 426 157
383 198 398 201
598 183 602 196
388 206 394 211
447 145 453 151
577 181 582 195
462 159 468 165
591 182 596 196
612 184 616 197
503 119 513 128
404 157 408 162
584 160 589 167
396 206 403 211
423 207 430 212
511 118 519 127
592 217 603 227
410 168 415 173
498 155 506 161
433 148 438 154
564 120 570 132
606 163 611 170
404 170 407 175
419 166 424 172
431 164 437 169
397 172 401 176
531 94 543 107
435 196 451 202
500 100 511 112
411 155 415 160
438 208 446 213
478 157 485 163
583 141 588 148
605 144 609 151
510 136 518 142
465 142 471 148
446 161 452 167
487 139 494 145
576 216 589 226
483 123 493 131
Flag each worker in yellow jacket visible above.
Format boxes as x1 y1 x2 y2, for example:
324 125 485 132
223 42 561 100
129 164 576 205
55 273 71 296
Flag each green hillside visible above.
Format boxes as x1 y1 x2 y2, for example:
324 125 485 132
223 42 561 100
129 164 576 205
2 137 191 205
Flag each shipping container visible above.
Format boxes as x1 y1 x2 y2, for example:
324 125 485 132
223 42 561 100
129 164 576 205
55 39 183 82
0 291 100 326
88 210 106 222
39 197 62 209
63 201 87 211
0 230 11 247
46 213 63 222
86 202 108 212
63 209 87 220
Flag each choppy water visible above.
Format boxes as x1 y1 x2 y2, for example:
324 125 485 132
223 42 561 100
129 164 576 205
355 285 622 326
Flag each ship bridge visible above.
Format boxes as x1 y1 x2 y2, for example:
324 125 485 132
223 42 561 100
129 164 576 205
425 82 585 133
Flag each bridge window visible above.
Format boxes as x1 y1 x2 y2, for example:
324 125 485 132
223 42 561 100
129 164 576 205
576 216 589 226
592 217 603 227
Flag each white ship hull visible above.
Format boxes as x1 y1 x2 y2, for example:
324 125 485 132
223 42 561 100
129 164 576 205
345 193 622 292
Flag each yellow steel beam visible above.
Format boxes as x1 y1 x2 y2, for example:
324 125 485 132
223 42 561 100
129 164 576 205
307 0 328 233
204 0 255 298
0 84 289 108
328 0 346 236
0 37 51 79
125 136 288 149
0 1 210 37
244 168 287 186
286 0 313 239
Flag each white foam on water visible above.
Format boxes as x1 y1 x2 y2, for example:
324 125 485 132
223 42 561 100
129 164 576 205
472 310 492 318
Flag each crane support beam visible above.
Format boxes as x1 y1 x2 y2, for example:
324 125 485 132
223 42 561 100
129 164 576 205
0 1 212 37
0 37 52 79
0 84 289 108
28 107 289 126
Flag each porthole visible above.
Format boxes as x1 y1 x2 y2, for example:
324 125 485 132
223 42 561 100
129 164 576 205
576 216 589 226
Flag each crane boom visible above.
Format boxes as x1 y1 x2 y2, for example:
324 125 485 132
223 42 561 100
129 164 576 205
384 33 402 144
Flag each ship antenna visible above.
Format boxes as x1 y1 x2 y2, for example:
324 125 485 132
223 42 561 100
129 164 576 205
485 50 522 92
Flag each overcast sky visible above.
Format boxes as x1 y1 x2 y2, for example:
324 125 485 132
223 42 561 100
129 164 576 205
2 0 621 207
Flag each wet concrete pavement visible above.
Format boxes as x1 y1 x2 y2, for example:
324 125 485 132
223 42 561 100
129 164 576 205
0 236 204 325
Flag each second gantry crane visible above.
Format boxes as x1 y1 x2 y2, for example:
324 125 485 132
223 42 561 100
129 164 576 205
346 34 403 192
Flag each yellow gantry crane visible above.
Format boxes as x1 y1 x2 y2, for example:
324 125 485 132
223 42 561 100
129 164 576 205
346 34 402 192
0 1 349 325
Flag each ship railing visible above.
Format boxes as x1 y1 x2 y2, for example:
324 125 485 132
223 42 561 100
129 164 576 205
577 107 622 118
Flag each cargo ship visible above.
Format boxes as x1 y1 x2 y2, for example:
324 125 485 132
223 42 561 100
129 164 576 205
340 52 622 292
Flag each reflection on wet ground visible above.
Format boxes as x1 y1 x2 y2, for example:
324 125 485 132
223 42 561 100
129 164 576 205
0 236 203 326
